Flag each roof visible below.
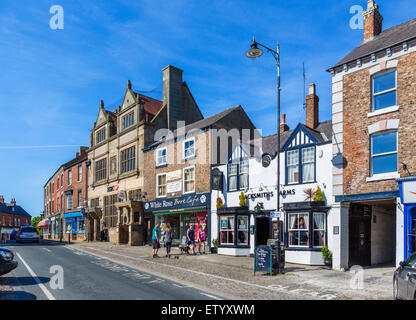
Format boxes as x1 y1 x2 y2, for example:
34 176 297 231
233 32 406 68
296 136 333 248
261 130 293 155
62 150 88 169
133 92 163 120
332 18 416 69
0 202 31 217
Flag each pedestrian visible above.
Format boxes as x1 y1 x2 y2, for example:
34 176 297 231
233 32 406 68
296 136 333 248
152 223 161 258
186 223 196 255
1 233 5 244
164 225 173 258
197 224 206 254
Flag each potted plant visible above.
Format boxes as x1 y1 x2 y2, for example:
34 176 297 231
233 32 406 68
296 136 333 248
216 197 224 209
321 246 333 267
239 192 247 207
303 188 316 202
210 237 219 254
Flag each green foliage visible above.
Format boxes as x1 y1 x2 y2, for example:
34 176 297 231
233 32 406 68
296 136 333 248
216 197 224 209
303 188 316 202
212 237 219 247
314 186 324 202
239 192 247 207
321 246 333 260
31 216 42 235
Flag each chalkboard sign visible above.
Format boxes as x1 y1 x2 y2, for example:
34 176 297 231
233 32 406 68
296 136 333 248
254 245 272 274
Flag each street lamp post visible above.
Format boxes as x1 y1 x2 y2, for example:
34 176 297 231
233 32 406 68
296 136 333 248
246 37 281 223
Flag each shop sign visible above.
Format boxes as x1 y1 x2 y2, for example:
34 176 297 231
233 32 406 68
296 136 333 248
167 181 182 193
107 185 119 192
402 180 416 204
143 192 210 212
167 170 182 182
245 192 274 200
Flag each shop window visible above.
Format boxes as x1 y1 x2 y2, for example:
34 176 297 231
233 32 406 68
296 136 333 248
157 174 167 197
288 213 309 247
183 138 195 160
156 148 167 166
220 216 234 245
370 131 397 175
237 216 249 245
78 219 85 233
120 146 136 174
183 167 195 193
313 212 326 247
372 70 396 111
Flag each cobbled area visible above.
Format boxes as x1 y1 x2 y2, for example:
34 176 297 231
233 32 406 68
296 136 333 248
70 241 394 300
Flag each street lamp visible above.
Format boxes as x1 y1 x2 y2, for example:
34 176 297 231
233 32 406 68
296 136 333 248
246 37 281 233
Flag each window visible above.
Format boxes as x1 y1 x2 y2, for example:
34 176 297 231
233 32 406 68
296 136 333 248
122 111 134 129
237 216 249 245
95 159 107 182
371 131 397 175
220 216 234 245
78 190 82 208
287 150 299 184
104 195 118 228
156 148 167 166
68 169 72 186
61 174 63 188
227 159 249 191
120 146 136 174
288 213 309 247
313 213 326 247
372 70 396 111
183 167 195 193
302 147 315 183
96 128 106 144
156 174 167 197
78 164 82 182
67 194 73 210
78 219 85 233
184 139 195 159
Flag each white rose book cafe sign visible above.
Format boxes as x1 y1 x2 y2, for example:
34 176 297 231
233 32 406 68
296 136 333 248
143 192 210 212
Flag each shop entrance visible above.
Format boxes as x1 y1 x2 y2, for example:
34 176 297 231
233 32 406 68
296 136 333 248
349 204 372 267
256 217 270 246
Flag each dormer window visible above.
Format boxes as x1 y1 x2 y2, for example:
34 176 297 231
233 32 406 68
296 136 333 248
96 128 106 144
122 111 134 130
286 146 315 184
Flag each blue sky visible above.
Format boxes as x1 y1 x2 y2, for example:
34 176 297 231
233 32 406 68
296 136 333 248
0 0 415 217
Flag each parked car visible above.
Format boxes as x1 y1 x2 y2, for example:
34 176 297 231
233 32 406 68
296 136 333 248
9 230 17 240
0 247 18 276
16 225 39 243
393 252 416 300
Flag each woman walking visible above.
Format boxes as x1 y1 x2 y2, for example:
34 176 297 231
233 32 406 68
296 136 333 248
164 225 173 258
186 224 196 255
197 224 206 254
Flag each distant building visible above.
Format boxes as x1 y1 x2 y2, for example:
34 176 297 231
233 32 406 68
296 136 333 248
0 196 31 239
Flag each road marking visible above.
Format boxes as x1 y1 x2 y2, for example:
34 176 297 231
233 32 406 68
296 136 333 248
43 248 51 253
200 292 222 300
15 252 56 300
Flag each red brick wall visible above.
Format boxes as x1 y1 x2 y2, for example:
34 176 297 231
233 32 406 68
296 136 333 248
342 51 416 195
64 160 88 210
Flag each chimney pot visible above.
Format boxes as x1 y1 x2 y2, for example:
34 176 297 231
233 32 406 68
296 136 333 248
280 114 290 133
363 0 383 41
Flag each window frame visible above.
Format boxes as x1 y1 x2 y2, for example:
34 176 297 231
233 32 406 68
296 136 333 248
227 157 249 192
372 69 397 112
68 169 72 186
120 146 136 174
78 164 82 182
156 147 167 167
95 158 107 182
156 173 167 198
122 111 134 130
370 130 398 176
285 145 316 185
96 127 106 144
67 194 73 210
183 166 196 194
183 138 195 160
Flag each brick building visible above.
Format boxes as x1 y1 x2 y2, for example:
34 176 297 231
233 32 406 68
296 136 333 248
42 166 64 238
142 105 257 247
328 0 416 269
0 196 31 239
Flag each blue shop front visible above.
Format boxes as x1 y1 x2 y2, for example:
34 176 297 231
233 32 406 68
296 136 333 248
64 211 86 241
397 177 416 260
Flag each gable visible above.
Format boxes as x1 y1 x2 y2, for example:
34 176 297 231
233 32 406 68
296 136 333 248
282 124 318 150
228 141 249 163
95 108 108 128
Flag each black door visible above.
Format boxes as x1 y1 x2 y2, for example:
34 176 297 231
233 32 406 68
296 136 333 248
144 218 153 245
256 217 270 246
349 204 372 267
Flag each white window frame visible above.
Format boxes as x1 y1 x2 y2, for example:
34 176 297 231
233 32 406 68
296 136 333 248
156 147 167 166
220 215 235 245
67 194 73 210
372 70 397 112
287 150 300 185
370 130 398 176
183 138 195 160
288 212 309 248
301 146 315 183
183 166 195 194
156 173 167 198
312 212 326 248
68 169 72 186
78 164 82 182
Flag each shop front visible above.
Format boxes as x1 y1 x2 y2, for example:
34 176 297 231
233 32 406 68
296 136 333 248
143 192 210 246
37 218 51 239
64 211 86 241
397 177 416 261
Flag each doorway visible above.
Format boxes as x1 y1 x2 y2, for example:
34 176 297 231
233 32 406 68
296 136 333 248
256 217 270 246
349 204 372 267
144 217 153 245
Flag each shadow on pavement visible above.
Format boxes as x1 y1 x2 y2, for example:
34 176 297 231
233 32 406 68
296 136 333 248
1 240 67 247
5 276 51 286
0 290 37 300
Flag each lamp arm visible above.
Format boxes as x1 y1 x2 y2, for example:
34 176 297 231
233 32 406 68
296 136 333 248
255 41 280 63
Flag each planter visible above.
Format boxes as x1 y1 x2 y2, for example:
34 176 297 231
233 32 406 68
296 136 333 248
210 247 217 254
324 258 332 267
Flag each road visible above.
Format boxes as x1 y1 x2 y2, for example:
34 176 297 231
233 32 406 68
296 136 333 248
0 240 225 300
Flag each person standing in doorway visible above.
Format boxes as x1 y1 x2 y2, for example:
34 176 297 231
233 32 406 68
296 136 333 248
152 223 160 258
164 225 173 258
197 224 206 254
187 224 196 255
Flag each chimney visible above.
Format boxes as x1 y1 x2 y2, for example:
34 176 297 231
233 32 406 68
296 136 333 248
363 0 383 41
11 198 16 206
0 195 4 203
162 65 184 131
90 133 93 147
306 83 319 129
280 114 290 133
80 146 88 155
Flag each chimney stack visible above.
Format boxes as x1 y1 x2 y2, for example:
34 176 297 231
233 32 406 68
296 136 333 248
0 195 4 204
11 198 16 206
280 114 290 133
162 65 184 131
306 83 319 129
363 0 383 41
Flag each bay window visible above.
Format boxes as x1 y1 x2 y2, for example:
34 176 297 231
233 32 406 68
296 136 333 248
371 131 397 175
237 216 249 245
288 213 309 247
372 70 396 111
286 211 327 249
220 216 234 245
313 212 326 247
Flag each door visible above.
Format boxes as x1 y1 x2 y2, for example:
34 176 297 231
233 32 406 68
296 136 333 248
256 217 270 246
144 218 153 245
349 204 372 267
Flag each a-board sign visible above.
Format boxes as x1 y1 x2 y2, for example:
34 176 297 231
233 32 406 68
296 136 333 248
254 245 272 274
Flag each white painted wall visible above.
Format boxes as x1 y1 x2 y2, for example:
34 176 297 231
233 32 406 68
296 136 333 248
371 206 396 265
396 198 405 266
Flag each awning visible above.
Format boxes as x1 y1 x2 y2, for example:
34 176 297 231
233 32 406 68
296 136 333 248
64 211 83 219
37 218 50 227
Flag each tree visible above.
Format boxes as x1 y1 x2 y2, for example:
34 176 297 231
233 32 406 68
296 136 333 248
31 216 42 234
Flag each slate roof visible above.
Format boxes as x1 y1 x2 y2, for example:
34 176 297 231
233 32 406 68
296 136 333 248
133 92 163 120
62 149 88 169
0 202 31 217
331 18 416 69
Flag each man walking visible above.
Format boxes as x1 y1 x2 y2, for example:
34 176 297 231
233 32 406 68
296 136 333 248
152 223 160 258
